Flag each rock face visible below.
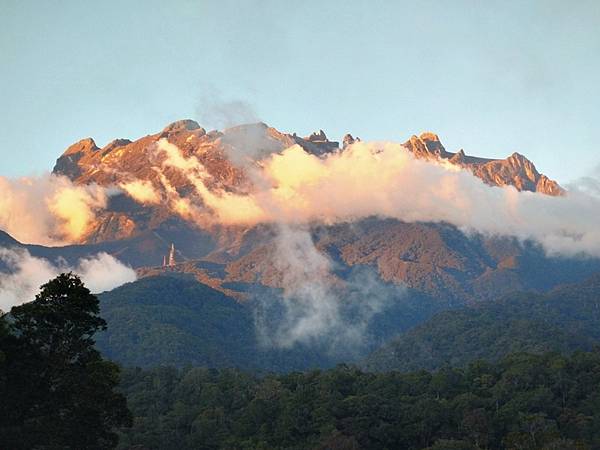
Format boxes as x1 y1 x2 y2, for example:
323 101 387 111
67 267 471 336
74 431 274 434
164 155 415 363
342 133 360 149
54 122 563 196
403 133 564 196
54 138 100 179
44 120 578 305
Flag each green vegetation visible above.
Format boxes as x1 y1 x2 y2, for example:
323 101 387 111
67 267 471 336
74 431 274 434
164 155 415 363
0 273 131 450
3 272 600 449
96 275 438 371
117 351 600 449
96 275 342 371
365 274 600 372
96 275 257 368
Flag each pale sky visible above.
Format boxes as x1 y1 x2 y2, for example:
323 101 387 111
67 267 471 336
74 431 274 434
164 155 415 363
1 0 599 183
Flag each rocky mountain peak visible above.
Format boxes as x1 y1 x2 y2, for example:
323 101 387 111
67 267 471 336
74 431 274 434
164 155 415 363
404 133 451 160
343 133 361 149
469 151 563 195
54 138 99 178
307 130 328 142
162 119 203 134
449 149 466 164
402 134 563 196
102 139 132 154
64 137 98 155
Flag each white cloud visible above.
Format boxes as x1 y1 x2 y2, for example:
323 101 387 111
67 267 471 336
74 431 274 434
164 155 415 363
0 248 136 312
153 139 600 257
254 225 397 351
0 174 107 245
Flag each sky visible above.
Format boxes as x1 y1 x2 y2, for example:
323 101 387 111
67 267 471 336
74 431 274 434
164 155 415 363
1 0 599 183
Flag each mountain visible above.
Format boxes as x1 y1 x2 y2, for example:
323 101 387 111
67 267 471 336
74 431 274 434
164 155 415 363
95 274 440 370
42 120 591 306
364 273 600 372
403 132 564 195
4 119 599 372
51 121 564 250
96 275 262 369
55 121 563 200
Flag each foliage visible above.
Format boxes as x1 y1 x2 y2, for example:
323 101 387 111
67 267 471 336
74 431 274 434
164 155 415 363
96 275 438 371
0 273 131 449
116 350 600 450
365 274 600 372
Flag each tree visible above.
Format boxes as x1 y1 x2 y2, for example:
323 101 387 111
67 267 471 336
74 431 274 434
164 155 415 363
0 273 132 449
0 311 8 396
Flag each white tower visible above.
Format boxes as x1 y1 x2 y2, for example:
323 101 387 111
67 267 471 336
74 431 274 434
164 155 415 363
168 243 176 267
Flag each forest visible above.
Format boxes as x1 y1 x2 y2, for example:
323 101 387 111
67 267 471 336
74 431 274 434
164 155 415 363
3 274 600 450
116 351 600 450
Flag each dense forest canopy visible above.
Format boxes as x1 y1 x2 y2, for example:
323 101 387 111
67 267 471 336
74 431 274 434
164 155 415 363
365 274 600 372
117 351 600 450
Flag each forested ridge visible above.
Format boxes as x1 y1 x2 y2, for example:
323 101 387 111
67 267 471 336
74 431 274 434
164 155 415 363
96 275 438 371
365 274 600 372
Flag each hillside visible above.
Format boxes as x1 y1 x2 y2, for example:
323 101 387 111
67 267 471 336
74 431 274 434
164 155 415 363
96 275 342 371
365 273 600 372
95 274 441 371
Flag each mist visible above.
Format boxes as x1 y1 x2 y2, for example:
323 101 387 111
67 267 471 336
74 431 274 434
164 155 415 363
153 139 600 257
0 248 137 312
0 173 108 245
196 89 259 131
253 225 399 353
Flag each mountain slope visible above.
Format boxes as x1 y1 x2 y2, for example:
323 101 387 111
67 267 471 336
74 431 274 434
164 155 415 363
364 273 600 372
95 274 442 370
96 275 257 368
95 275 353 370
41 120 582 306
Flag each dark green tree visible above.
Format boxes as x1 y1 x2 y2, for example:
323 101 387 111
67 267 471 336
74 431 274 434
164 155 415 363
0 273 132 449
0 311 8 396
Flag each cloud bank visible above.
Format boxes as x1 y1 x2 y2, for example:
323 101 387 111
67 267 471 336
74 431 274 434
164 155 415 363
155 139 600 257
0 248 137 312
0 174 107 245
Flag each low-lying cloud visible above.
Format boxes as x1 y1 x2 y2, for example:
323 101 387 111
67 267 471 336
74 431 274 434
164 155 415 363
254 225 398 352
154 139 600 257
119 179 161 205
0 174 108 245
0 248 137 312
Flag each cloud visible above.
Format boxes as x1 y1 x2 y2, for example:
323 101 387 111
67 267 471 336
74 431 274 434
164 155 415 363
220 123 288 168
0 174 107 245
0 248 137 312
157 138 265 225
254 225 398 352
119 180 161 204
196 89 259 131
566 164 600 198
153 139 600 257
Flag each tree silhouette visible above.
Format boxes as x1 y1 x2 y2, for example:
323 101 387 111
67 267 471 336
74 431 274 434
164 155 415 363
0 273 131 449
